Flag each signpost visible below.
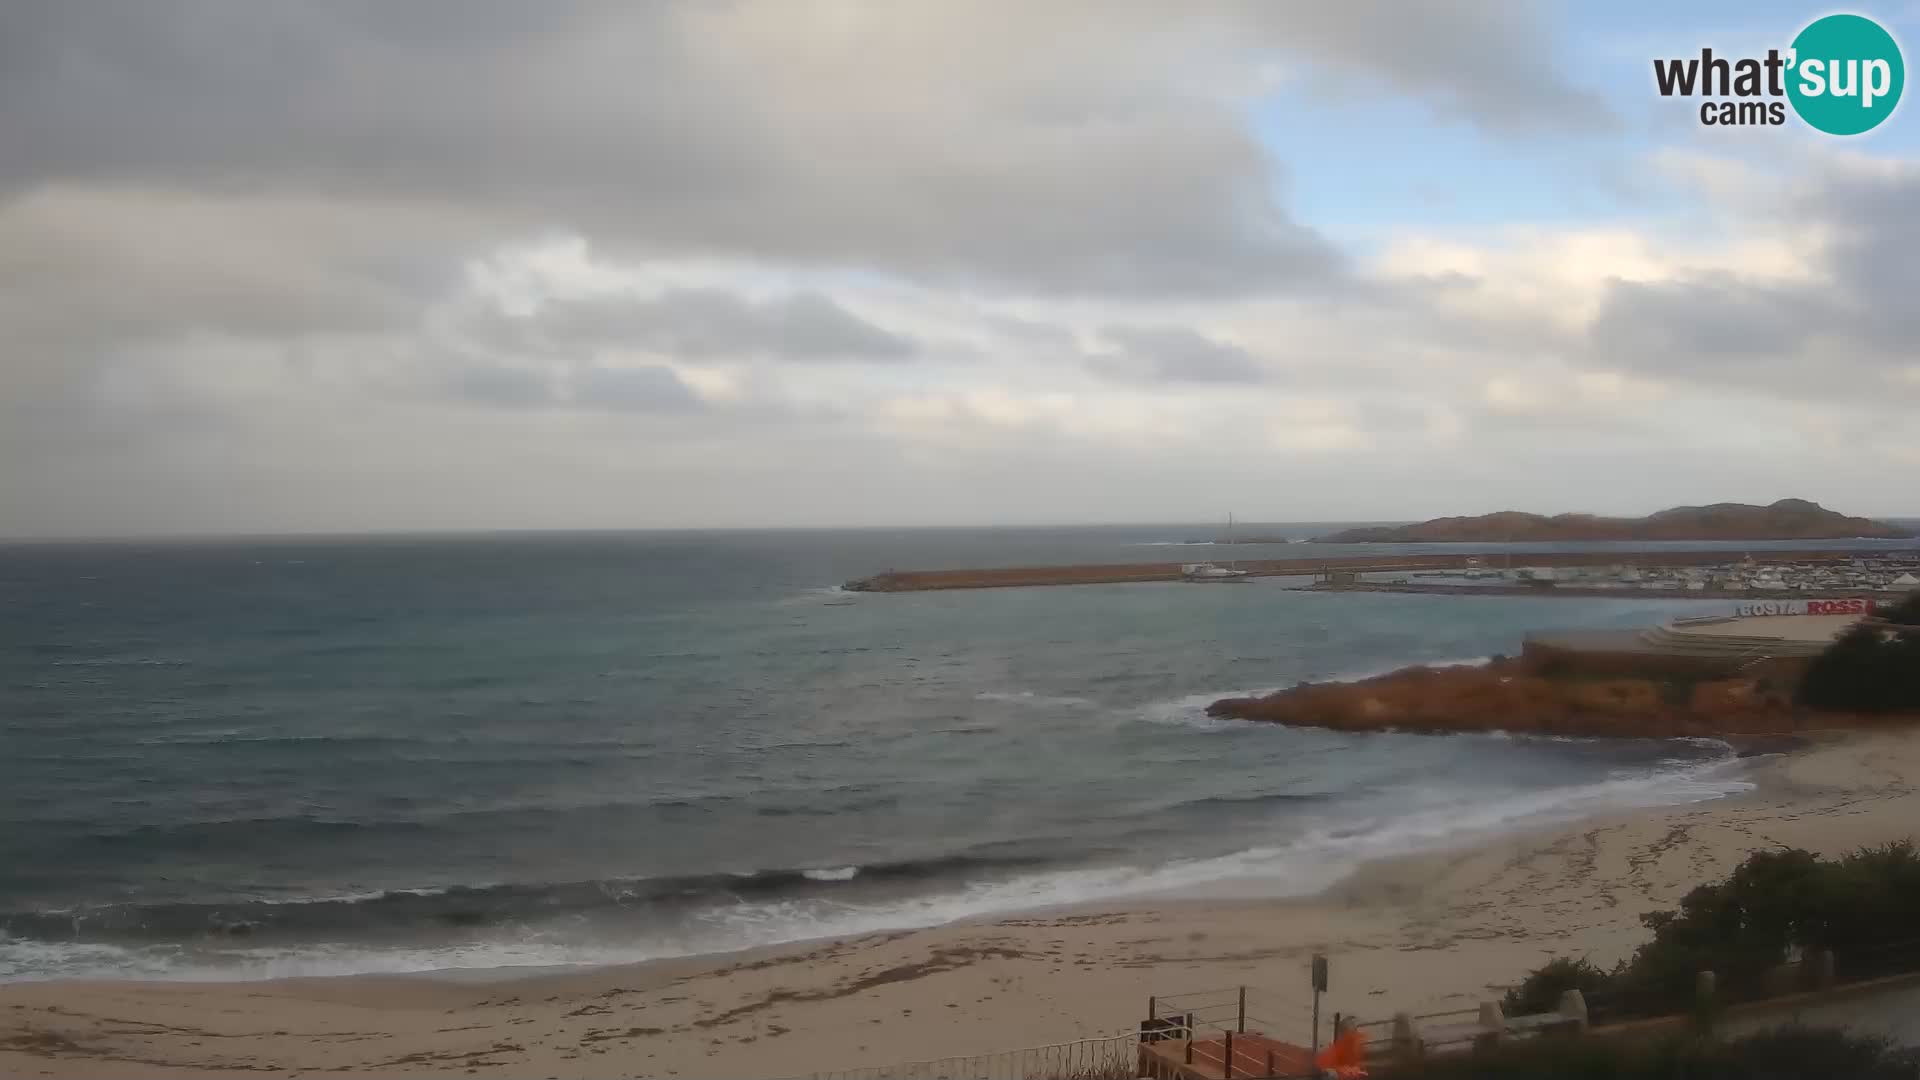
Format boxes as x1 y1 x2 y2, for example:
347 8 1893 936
1311 953 1329 1059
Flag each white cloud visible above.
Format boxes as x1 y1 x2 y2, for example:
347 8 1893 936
0 4 1914 535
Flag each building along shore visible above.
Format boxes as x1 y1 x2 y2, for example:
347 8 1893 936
843 549 1920 593
1297 581 1890 602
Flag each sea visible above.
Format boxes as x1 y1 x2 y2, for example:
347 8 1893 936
3 524 1916 983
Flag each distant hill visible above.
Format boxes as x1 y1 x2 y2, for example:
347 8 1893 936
1309 499 1916 544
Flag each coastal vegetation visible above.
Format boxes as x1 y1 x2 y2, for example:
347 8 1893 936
1381 1027 1919 1079
1796 594 1920 714
1890 594 1920 626
1797 628 1920 712
1506 843 1920 1020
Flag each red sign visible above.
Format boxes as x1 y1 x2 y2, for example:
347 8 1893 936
1735 598 1875 617
1807 598 1874 615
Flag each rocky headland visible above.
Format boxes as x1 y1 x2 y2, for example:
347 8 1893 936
1309 498 1913 544
1205 658 1914 740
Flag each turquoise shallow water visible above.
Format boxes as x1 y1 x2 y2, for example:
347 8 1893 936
2 526 1909 981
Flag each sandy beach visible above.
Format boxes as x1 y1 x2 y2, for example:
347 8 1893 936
5 727 1917 1079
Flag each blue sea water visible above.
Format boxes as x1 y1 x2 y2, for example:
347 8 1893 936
1 526 1912 982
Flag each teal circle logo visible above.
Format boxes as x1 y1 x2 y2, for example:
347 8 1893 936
1787 14 1904 135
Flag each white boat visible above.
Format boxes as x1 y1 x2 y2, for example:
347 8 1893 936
1182 561 1250 581
1183 514 1251 581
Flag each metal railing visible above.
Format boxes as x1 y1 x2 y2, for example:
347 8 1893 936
1143 985 1322 1078
1349 994 1592 1062
1393 1006 1486 1055
1145 984 1317 1042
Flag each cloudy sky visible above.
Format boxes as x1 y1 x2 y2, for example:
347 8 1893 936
3 0 1917 538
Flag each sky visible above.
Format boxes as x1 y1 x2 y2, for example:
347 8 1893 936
2 1 1918 538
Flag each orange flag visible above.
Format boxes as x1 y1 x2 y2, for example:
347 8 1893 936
1314 1028 1367 1073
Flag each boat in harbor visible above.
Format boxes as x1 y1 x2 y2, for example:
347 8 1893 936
1183 514 1251 581
1181 561 1250 581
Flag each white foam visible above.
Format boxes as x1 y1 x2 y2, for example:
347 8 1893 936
975 690 1096 708
1322 655 1494 684
1128 653 1489 726
1132 657 1496 731
801 866 861 882
0 934 682 984
0 751 1752 984
685 752 1752 946
259 887 441 906
776 585 857 606
49 657 190 667
1133 688 1282 730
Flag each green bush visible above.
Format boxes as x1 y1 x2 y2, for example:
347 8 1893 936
1512 843 1920 1020
1616 848 1825 1008
1388 1027 1920 1080
1796 624 1920 712
1502 956 1612 1016
1882 593 1920 627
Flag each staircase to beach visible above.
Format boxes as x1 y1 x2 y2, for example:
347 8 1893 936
1638 618 1837 659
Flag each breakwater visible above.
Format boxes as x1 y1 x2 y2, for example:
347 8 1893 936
842 550 1870 592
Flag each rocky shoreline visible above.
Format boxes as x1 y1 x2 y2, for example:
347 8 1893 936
1205 658 1915 739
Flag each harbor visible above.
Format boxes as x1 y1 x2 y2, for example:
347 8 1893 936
843 550 1920 595
1305 551 1920 600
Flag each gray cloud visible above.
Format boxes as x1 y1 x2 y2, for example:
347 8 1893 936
982 313 1083 349
1089 325 1270 385
1588 275 1827 365
0 1 1603 302
570 364 705 413
1581 163 1920 402
427 349 705 414
1 2 1329 297
1267 3 1616 134
0 189 446 358
1802 164 1920 351
442 365 556 409
19 1 1903 540
535 288 915 362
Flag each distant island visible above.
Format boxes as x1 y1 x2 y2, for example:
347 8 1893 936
1306 499 1913 544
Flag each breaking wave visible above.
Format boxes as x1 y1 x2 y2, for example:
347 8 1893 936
0 748 1749 982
